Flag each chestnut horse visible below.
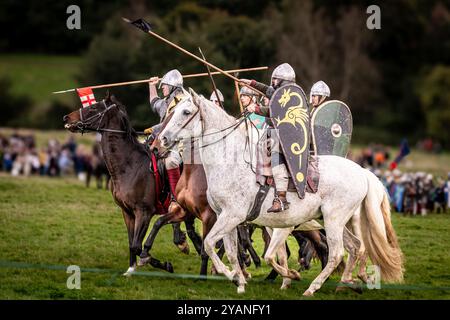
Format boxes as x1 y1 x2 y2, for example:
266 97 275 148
63 94 186 275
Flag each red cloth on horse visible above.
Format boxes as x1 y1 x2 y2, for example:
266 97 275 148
151 153 170 215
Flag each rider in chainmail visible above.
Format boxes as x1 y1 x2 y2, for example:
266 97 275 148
145 69 188 200
240 63 297 213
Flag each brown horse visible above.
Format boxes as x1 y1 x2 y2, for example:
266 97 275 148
63 94 183 275
139 138 260 277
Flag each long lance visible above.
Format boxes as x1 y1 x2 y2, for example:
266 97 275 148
198 47 224 109
52 66 267 94
122 17 265 96
234 76 244 113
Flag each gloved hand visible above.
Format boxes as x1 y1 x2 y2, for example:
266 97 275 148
144 127 153 135
148 76 159 86
246 104 257 113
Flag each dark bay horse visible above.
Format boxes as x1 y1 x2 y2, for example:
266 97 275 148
63 94 182 275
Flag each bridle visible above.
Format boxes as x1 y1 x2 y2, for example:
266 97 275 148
168 98 250 148
167 97 260 172
74 100 138 134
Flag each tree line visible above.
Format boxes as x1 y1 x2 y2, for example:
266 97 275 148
1 0 449 147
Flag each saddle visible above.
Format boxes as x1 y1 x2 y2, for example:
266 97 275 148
149 152 172 215
247 154 320 222
259 155 320 194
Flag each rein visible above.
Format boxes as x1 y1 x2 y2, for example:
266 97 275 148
171 100 260 172
75 100 145 135
172 103 251 149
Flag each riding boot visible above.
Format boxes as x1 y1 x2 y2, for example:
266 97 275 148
267 191 290 213
166 167 181 199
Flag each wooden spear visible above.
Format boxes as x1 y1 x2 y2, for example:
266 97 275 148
198 47 224 109
52 66 267 94
122 17 266 96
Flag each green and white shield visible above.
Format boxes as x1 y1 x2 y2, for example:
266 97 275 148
311 100 352 157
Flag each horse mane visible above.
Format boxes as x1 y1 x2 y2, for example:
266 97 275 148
108 95 147 152
193 90 237 124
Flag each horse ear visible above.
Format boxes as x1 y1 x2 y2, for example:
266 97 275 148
189 87 202 107
105 90 111 101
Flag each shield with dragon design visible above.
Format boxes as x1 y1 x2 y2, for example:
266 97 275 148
269 83 310 199
311 100 352 157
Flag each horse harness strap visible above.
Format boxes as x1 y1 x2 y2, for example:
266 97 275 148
77 101 143 135
246 184 271 222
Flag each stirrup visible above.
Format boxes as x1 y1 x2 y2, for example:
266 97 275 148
267 196 289 213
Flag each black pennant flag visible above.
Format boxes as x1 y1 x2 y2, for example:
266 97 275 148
123 18 152 33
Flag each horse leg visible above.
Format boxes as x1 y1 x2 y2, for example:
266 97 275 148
303 223 346 296
121 210 136 276
357 251 369 283
351 208 369 283
238 224 261 268
264 227 291 281
139 214 172 263
222 229 247 293
264 227 298 280
172 222 189 254
135 209 174 273
203 212 244 282
237 227 251 267
185 215 203 255
301 230 330 271
211 241 225 275
261 227 271 258
199 207 216 276
277 241 294 290
336 226 363 294
140 205 186 262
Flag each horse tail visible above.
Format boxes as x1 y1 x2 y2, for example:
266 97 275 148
360 170 404 283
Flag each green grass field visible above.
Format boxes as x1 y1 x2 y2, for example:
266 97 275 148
0 174 449 300
0 54 81 107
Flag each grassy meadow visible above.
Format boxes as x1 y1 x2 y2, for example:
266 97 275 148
0 54 81 107
0 174 449 300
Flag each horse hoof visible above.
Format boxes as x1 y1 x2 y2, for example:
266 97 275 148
336 282 363 294
138 256 150 267
225 269 236 281
289 269 301 280
303 289 314 297
237 285 246 294
232 273 240 287
244 272 252 280
177 242 190 255
123 267 135 277
165 262 174 273
280 279 291 290
358 274 368 284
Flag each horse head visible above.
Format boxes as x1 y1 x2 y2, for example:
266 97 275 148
63 92 127 133
158 88 204 149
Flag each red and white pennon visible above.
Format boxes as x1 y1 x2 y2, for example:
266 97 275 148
76 87 97 108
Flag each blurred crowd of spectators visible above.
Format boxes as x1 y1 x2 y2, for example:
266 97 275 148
0 132 102 183
374 169 450 215
352 144 392 169
2 133 449 214
350 144 450 214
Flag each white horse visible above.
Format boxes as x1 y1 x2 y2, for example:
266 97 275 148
159 89 404 296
